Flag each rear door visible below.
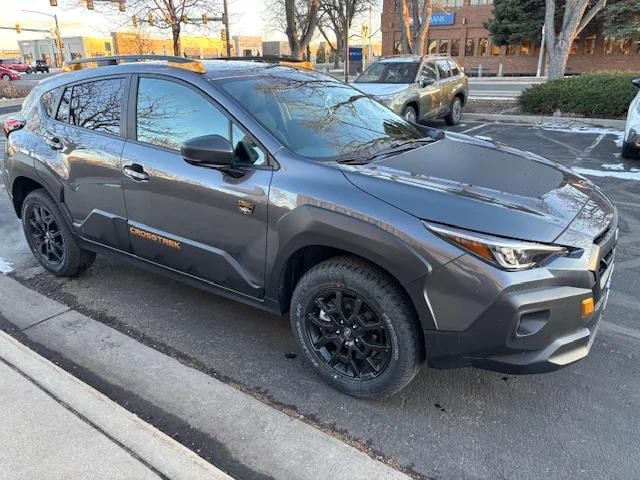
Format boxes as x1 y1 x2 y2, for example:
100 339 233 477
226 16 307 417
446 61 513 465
120 75 272 298
434 60 452 115
43 75 130 249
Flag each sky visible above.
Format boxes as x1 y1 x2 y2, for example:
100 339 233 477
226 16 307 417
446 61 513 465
0 0 285 51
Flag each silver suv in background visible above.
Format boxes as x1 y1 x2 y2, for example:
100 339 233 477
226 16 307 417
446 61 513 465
354 55 468 125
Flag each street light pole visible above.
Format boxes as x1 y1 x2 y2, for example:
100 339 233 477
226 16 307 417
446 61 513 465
223 0 231 57
344 2 349 83
21 10 65 66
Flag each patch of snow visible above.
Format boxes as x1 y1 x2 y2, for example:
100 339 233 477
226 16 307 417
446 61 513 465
539 123 625 148
0 257 14 274
572 166 640 181
474 135 494 141
600 163 625 171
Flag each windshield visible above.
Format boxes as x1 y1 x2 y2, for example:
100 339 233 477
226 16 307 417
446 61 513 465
355 62 419 84
218 71 424 161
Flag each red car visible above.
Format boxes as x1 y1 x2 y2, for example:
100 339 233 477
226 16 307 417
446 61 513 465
0 66 20 81
0 58 31 74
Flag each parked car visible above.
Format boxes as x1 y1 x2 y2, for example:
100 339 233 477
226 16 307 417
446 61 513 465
33 60 50 73
622 78 640 159
0 66 20 81
354 55 468 125
0 58 32 74
2 55 617 398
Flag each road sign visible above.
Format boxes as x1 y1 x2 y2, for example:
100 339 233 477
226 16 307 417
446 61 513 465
349 47 363 62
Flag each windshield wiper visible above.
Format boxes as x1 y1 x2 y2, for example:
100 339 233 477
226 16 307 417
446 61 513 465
338 138 437 165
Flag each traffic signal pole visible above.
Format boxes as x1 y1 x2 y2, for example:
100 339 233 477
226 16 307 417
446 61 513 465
54 14 64 65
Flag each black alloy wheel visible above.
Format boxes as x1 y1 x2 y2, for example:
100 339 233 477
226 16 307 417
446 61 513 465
27 204 65 267
305 289 392 380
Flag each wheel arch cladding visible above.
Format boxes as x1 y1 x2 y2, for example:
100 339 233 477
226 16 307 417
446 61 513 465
268 205 432 316
11 175 48 218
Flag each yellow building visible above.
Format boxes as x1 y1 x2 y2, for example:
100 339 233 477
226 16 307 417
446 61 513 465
112 31 227 58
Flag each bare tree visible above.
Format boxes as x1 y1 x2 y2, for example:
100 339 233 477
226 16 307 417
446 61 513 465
544 0 608 79
317 0 374 68
398 0 433 55
267 0 321 59
66 0 223 56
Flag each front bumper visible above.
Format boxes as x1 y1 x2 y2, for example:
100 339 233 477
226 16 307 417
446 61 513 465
422 217 617 375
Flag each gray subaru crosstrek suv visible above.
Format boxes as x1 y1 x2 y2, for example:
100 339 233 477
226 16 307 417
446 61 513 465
2 55 617 398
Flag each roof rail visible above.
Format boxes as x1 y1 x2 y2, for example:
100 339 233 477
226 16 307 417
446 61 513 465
220 55 313 70
62 55 205 73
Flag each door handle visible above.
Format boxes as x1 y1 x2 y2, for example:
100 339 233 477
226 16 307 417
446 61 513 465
123 163 149 182
45 136 63 150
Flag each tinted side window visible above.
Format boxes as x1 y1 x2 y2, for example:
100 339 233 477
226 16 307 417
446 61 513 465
435 60 450 79
137 77 229 151
41 87 61 118
56 87 71 123
448 60 460 76
68 78 125 135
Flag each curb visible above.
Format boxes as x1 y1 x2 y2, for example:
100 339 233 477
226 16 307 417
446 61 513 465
462 112 626 129
0 98 25 107
0 323 233 480
0 275 412 480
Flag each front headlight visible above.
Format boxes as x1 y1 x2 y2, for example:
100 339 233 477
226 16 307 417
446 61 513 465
425 222 573 271
374 94 396 105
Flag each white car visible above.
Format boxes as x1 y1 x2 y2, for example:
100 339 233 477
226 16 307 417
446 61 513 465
623 78 640 159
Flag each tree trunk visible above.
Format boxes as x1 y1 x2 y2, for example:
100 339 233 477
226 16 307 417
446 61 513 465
171 24 181 56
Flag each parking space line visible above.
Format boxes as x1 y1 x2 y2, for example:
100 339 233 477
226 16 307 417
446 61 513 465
461 124 488 134
601 321 640 341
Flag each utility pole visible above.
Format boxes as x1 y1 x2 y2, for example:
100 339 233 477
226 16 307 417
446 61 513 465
536 24 546 78
223 0 231 57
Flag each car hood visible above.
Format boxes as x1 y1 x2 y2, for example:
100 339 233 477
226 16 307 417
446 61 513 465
340 132 599 244
353 83 411 97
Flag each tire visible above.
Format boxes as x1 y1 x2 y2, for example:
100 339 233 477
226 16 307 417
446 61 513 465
21 189 96 277
402 105 418 123
445 96 463 125
621 141 638 159
1 74 10 81
290 256 424 398
26 68 32 74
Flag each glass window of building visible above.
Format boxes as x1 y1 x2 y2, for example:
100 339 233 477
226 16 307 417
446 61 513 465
583 35 596 55
505 44 517 56
465 38 475 56
569 38 579 55
439 39 449 55
479 38 488 56
618 38 632 55
520 41 531 55
428 40 438 55
450 39 460 56
470 0 493 4
604 37 615 55
490 42 501 55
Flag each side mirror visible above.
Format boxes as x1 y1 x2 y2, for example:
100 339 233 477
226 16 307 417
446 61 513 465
633 78 640 89
420 78 435 88
181 135 234 168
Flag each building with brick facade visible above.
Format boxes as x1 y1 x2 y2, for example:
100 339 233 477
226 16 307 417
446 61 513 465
381 0 640 76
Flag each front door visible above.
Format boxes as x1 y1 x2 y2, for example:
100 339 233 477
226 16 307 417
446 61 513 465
417 62 442 120
120 75 272 298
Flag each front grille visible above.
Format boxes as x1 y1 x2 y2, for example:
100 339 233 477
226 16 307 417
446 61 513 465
592 225 617 302
598 247 614 279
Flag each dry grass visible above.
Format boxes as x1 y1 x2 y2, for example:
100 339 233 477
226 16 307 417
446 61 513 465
0 81 31 99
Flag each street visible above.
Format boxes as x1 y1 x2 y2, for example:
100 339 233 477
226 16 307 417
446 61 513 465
1 115 639 479
467 77 545 99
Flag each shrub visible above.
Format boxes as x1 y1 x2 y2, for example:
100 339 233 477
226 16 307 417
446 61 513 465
518 72 640 118
0 81 31 99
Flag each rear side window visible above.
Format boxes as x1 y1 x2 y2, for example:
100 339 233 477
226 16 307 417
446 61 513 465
67 78 126 135
41 88 60 118
435 60 450 79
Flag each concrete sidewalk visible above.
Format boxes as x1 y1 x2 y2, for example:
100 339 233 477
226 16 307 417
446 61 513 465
0 327 232 480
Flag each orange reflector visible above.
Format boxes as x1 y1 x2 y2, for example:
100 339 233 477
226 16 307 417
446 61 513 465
581 298 595 317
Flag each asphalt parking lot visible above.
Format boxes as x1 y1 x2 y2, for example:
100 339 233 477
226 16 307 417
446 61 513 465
1 118 639 480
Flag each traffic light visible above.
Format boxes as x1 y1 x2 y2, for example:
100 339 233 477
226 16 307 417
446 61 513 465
119 1 125 12
202 13 208 25
220 28 226 42
49 0 58 6
182 14 188 24
86 0 94 10
132 15 138 27
148 13 154 25
15 24 21 34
